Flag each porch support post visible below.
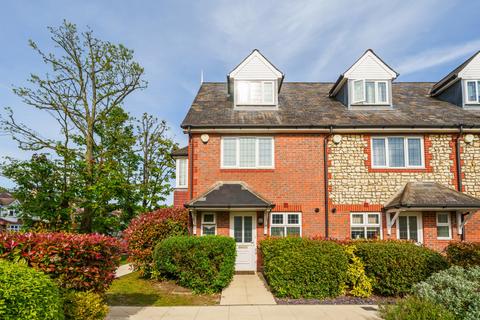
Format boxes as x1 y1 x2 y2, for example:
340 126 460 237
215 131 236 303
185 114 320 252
263 210 268 235
387 210 400 235
458 211 474 234
192 210 197 235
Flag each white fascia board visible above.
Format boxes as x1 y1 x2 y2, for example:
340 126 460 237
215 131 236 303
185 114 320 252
228 50 283 79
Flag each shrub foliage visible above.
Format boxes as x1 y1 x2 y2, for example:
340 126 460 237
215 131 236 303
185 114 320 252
0 232 122 292
153 235 236 293
260 237 349 299
445 241 480 268
354 241 449 296
413 266 480 320
124 208 189 277
63 290 109 320
380 296 455 320
0 260 64 320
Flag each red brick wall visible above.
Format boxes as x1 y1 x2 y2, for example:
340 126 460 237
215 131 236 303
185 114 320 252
190 133 326 237
173 190 188 208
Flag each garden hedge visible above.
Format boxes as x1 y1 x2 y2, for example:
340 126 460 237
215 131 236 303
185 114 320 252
260 237 349 299
124 207 189 277
445 241 480 268
153 235 236 293
380 296 455 320
0 232 122 292
63 290 109 320
0 259 64 320
354 241 449 296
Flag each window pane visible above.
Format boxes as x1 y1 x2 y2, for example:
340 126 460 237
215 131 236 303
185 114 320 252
237 81 249 104
388 137 405 167
234 216 242 242
203 214 214 223
271 227 285 237
467 81 477 102
477 81 480 102
378 82 387 103
437 225 450 238
408 138 422 166
202 225 216 235
366 81 375 103
249 82 263 104
367 214 379 225
398 216 408 240
244 216 253 242
286 227 301 237
351 214 364 225
223 138 237 166
239 138 256 167
408 216 418 242
372 139 386 166
287 214 299 225
354 80 364 102
437 213 449 224
351 227 365 239
177 159 188 187
272 214 283 225
366 227 380 239
263 82 274 104
258 138 273 167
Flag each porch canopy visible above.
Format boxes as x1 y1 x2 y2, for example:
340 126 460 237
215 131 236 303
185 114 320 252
384 181 480 235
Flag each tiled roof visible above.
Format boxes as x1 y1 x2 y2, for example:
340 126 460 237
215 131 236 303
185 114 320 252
181 82 480 129
185 182 274 209
0 193 15 206
171 146 188 157
384 182 480 210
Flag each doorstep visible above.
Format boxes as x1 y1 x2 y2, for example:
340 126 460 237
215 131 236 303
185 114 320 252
220 273 276 305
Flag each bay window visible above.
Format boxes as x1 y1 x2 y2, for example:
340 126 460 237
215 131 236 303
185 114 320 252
352 80 389 105
371 136 424 168
270 212 301 237
350 212 381 239
466 80 480 104
175 158 188 188
236 80 275 105
221 137 274 169
201 213 216 235
436 212 452 240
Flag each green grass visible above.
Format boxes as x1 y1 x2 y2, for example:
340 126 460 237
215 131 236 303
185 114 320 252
105 272 219 306
119 255 129 266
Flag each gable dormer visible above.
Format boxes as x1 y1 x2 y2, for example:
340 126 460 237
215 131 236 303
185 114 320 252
227 49 284 109
431 51 480 109
329 49 398 109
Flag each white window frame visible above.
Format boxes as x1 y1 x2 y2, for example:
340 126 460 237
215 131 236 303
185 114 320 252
221 137 275 169
465 80 480 104
235 80 276 106
436 212 452 240
175 158 188 188
371 136 425 169
350 212 382 239
352 80 389 105
269 212 302 237
396 212 423 243
7 224 20 232
201 212 217 236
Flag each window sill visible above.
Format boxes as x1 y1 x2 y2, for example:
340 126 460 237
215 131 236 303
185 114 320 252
437 237 452 241
220 168 275 173
368 167 429 173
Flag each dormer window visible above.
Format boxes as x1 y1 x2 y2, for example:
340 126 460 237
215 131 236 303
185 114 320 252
236 80 275 105
352 80 389 105
466 80 480 104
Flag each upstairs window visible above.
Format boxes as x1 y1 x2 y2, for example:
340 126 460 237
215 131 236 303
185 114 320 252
466 80 480 104
371 136 424 168
236 81 275 105
221 137 274 169
352 80 389 105
175 158 188 188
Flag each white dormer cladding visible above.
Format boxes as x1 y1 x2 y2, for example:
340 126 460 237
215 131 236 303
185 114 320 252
459 52 480 107
330 49 398 109
228 49 284 109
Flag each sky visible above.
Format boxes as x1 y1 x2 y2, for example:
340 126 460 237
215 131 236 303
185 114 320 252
1 0 480 204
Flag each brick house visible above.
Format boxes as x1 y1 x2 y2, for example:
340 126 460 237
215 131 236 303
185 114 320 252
173 49 480 271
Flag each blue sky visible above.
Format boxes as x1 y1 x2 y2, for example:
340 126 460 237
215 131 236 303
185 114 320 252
1 0 480 203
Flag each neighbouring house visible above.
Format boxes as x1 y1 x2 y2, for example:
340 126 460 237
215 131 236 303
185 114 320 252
172 49 480 272
0 192 22 232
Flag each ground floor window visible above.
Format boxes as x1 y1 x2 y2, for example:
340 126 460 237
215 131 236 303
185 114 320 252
397 213 422 242
350 212 381 239
201 213 216 235
436 212 452 240
270 212 301 237
7 224 21 232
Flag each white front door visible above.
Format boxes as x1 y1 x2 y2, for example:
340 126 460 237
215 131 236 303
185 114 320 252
230 212 256 271
397 212 423 243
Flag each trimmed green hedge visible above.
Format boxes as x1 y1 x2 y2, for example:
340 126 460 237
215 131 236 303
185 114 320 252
153 235 236 293
260 237 349 299
446 242 480 268
0 260 64 320
354 241 449 296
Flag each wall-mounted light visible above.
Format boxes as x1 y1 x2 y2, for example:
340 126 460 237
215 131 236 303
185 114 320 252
331 207 337 214
314 208 320 213
257 217 264 225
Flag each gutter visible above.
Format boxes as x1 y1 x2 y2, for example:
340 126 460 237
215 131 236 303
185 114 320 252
324 126 334 238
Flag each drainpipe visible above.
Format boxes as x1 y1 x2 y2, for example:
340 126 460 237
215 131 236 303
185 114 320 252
455 125 465 240
324 126 334 238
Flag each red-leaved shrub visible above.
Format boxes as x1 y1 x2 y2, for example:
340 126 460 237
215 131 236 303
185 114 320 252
0 232 122 292
123 208 189 277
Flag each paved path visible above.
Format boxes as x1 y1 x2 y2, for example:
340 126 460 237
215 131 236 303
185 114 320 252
220 273 276 305
116 263 134 278
108 305 380 320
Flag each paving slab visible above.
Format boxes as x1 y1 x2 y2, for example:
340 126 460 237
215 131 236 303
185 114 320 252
108 305 380 320
220 273 276 305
